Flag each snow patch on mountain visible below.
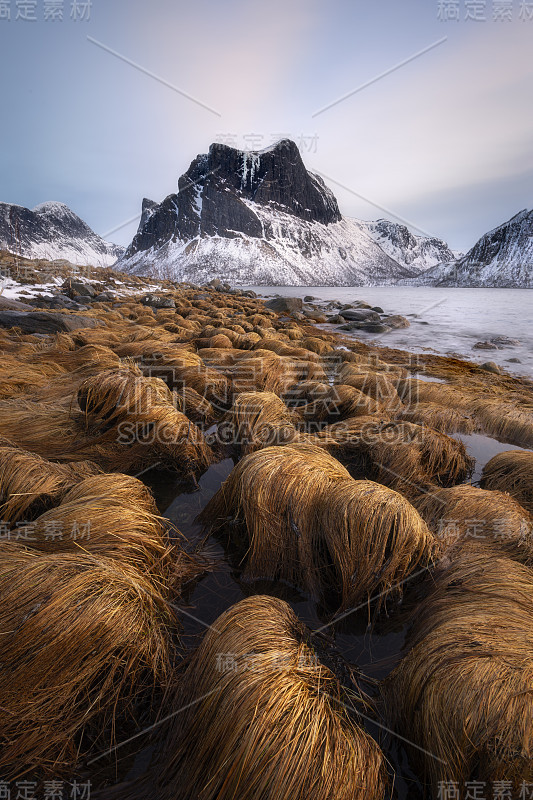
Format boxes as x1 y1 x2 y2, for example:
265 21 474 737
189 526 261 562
361 219 459 272
122 203 421 286
0 201 123 267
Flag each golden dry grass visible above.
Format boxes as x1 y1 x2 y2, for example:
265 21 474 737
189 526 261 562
12 473 175 583
199 443 436 608
315 418 474 498
0 543 175 780
132 595 387 800
0 442 102 522
396 380 533 448
413 483 533 562
395 401 476 435
382 546 533 792
336 365 401 411
481 449 533 515
295 383 382 424
219 391 298 454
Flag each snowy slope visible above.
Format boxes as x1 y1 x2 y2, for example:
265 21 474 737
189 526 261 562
408 209 533 287
362 219 460 272
0 201 123 267
122 204 421 286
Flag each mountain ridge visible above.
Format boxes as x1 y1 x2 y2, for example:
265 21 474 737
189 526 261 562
0 201 123 268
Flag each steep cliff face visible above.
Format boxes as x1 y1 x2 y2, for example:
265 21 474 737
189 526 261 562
120 140 423 285
409 209 533 287
0 201 122 267
125 139 342 258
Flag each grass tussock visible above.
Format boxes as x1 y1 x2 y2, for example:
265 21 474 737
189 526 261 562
481 449 533 515
219 391 298 454
0 543 174 780
316 418 474 498
0 442 101 522
13 473 175 583
136 595 387 800
413 483 533 562
336 365 401 411
395 401 476 435
295 383 382 424
78 365 214 474
199 443 436 608
382 547 533 792
396 380 533 448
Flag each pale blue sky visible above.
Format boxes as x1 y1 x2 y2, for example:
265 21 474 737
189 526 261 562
0 0 531 251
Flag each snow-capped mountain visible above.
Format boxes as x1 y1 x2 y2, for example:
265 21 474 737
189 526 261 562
362 218 460 271
119 140 442 286
409 209 533 287
0 201 123 267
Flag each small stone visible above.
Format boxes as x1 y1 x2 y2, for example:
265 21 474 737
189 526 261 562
92 292 116 302
141 293 176 309
473 341 498 350
61 279 98 299
371 306 384 313
327 315 346 324
304 295 316 302
265 297 303 314
506 357 521 363
385 315 410 329
341 309 381 322
480 361 501 374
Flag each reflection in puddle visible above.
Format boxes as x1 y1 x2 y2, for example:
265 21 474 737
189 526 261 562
454 432 528 483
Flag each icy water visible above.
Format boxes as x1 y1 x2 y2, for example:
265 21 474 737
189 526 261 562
245 286 533 378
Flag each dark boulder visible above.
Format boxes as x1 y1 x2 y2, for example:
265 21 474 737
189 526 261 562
265 297 303 314
141 294 176 309
0 310 101 334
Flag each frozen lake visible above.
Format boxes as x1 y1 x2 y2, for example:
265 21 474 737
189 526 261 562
245 286 533 378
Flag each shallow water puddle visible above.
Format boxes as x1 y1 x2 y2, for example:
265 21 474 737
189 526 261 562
454 431 529 483
410 373 447 384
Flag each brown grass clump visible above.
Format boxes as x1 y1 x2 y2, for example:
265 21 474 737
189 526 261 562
132 595 387 800
336 365 401 410
0 543 174 780
301 336 334 355
396 381 533 448
0 398 84 459
78 363 172 423
218 391 298 454
199 443 436 609
0 443 102 522
382 547 533 793
13 473 174 583
469 399 533 449
413 483 533 562
396 401 476 435
295 383 382 424
316 418 474 497
481 449 533 515
173 385 215 425
78 366 214 474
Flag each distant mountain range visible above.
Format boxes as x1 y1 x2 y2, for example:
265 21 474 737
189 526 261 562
1 141 530 286
403 209 533 288
0 201 122 268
